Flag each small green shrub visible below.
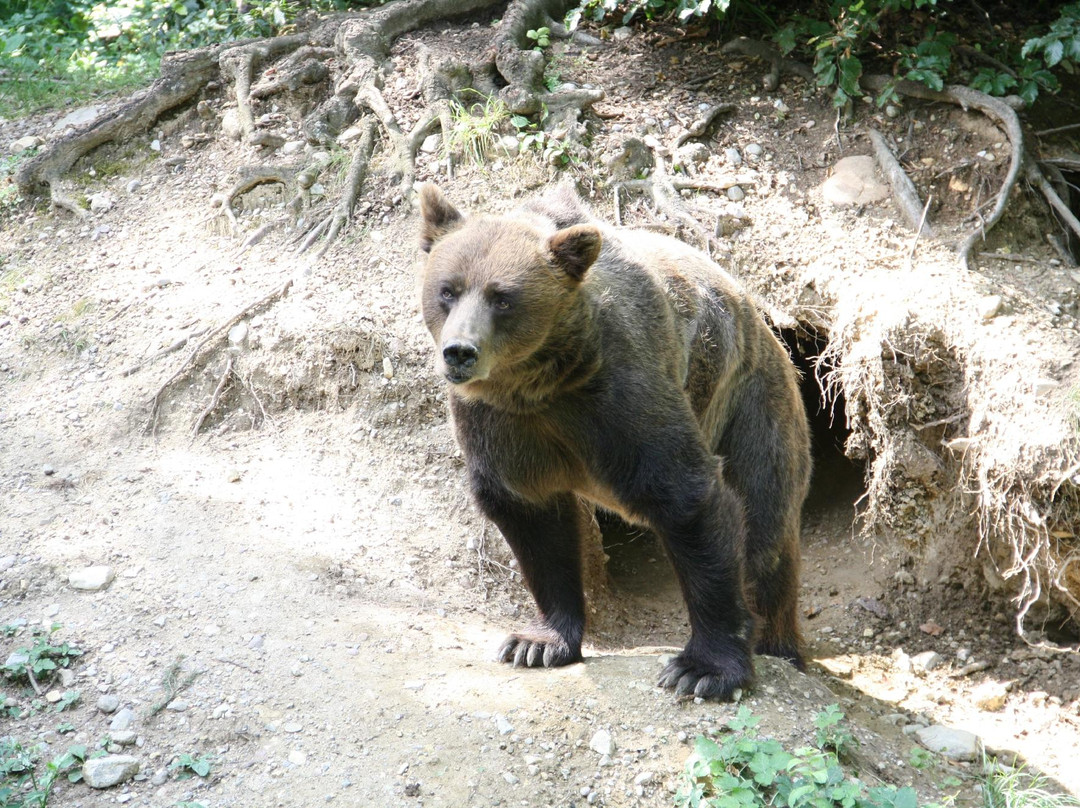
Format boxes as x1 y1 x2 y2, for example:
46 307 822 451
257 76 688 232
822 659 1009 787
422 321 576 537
0 738 86 808
677 705 936 808
1 624 82 688
169 752 213 779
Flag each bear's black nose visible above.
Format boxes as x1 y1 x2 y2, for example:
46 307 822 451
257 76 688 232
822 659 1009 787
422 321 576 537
443 341 479 369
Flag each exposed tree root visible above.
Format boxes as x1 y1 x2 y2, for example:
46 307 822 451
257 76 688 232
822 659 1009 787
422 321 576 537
298 117 377 257
674 103 735 149
191 355 235 437
719 37 814 91
1025 160 1080 245
868 128 933 238
861 77 1024 270
17 0 592 256
147 279 292 434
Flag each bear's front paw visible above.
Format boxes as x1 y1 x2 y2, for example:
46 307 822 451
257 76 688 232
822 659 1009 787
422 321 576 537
657 645 754 700
497 624 582 668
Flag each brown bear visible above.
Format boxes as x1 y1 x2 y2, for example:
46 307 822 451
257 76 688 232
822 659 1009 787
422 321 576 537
417 183 810 700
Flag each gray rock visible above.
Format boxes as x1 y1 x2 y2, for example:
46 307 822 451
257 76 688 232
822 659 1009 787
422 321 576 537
613 26 632 41
821 155 888 207
150 767 169 786
496 135 521 158
126 179 142 194
0 555 15 571
10 135 44 153
589 729 615 757
110 707 135 732
724 147 743 166
221 109 242 140
110 730 137 746
911 650 944 671
979 295 1004 320
82 755 140 788
69 565 115 591
54 106 100 131
248 634 265 650
495 714 513 735
678 142 710 166
420 133 441 154
744 143 764 158
914 725 981 761
166 699 189 712
727 186 746 202
228 322 248 347
89 193 113 214
282 139 305 154
97 694 119 714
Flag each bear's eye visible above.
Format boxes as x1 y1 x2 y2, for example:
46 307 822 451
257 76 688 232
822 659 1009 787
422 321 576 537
440 287 456 302
494 296 512 311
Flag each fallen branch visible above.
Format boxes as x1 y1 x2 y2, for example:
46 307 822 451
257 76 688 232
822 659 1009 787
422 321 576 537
868 128 932 237
147 279 292 433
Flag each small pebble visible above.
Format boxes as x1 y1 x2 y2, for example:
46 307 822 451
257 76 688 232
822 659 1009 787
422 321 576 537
97 694 120 714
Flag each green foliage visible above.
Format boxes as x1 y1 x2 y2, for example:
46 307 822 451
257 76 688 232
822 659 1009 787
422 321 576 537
446 92 510 165
676 706 934 808
981 760 1080 808
512 113 573 166
1 624 83 688
0 0 362 117
169 752 213 779
813 703 856 758
527 26 552 49
571 0 1079 108
53 690 80 713
0 738 86 808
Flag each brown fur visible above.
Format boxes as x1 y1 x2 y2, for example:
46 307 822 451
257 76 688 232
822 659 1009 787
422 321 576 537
418 184 811 699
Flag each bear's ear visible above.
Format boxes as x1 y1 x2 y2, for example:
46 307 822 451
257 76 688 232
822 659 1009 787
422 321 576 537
418 183 464 252
547 225 602 282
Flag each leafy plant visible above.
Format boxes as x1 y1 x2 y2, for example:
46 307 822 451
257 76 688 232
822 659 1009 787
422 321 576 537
981 758 1080 808
677 705 935 808
54 690 80 713
1 625 82 688
169 752 213 779
527 26 551 49
0 738 86 808
446 91 510 165
814 703 856 758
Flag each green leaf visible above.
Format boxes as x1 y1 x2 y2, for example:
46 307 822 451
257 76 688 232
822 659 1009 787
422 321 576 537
893 786 919 808
1047 39 1065 66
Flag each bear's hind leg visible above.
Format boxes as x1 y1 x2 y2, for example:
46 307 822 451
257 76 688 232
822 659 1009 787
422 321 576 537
717 376 810 670
471 480 586 668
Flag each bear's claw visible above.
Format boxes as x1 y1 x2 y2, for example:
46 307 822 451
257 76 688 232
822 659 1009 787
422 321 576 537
658 649 753 701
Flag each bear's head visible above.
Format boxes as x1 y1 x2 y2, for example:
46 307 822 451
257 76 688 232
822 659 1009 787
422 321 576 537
417 184 602 393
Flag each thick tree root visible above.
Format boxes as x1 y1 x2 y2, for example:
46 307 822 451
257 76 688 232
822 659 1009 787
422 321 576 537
17 0 590 258
861 77 1024 270
719 38 814 91
868 129 932 238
